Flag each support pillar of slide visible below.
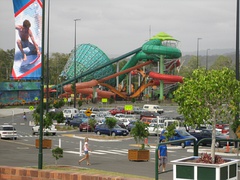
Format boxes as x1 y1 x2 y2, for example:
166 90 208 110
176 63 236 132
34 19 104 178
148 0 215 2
159 55 164 101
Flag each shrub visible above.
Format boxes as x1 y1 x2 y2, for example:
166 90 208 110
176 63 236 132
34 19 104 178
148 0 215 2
196 153 225 164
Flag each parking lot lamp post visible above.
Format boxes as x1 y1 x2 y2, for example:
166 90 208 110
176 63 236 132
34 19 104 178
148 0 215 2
197 38 202 69
74 19 80 108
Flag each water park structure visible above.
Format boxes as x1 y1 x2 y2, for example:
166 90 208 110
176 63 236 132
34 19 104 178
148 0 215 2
0 32 183 105
58 32 183 101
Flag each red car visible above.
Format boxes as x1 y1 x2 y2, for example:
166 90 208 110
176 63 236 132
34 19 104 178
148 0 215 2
79 122 94 132
109 107 126 115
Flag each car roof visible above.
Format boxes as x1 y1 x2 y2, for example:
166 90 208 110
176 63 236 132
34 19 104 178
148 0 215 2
0 124 14 127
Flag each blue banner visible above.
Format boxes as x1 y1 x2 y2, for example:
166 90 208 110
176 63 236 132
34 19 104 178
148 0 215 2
11 0 42 80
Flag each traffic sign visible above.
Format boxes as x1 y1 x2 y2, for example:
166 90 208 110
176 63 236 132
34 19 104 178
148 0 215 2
85 109 92 117
29 106 34 111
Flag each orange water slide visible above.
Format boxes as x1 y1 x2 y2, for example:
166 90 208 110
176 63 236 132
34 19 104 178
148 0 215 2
130 80 156 98
99 83 127 99
149 71 183 83
63 61 153 98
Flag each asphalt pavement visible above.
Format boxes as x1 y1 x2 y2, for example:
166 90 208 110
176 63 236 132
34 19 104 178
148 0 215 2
1 107 240 180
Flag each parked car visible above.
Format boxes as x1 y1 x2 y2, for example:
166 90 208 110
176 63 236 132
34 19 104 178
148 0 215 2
0 124 17 139
32 124 57 135
65 113 88 127
141 117 155 124
63 108 79 119
94 124 129 136
79 119 93 132
143 104 164 114
160 129 197 148
126 120 137 132
133 107 146 114
189 129 232 147
116 121 126 129
140 111 161 119
109 107 126 115
148 123 164 136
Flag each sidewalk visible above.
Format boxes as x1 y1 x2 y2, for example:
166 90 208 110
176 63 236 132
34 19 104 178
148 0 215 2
0 108 32 118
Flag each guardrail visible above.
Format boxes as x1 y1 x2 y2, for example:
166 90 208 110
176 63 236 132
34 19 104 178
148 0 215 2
193 138 240 156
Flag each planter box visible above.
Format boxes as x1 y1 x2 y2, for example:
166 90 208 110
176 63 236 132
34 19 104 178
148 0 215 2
35 139 52 149
128 149 150 161
171 156 239 180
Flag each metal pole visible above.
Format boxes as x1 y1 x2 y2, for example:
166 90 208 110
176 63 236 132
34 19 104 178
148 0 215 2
206 49 210 70
74 19 81 108
197 38 202 69
235 0 239 152
46 0 50 113
38 0 45 170
236 0 239 81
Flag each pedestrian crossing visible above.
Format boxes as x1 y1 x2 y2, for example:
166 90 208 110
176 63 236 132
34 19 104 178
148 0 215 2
17 134 62 138
64 148 175 156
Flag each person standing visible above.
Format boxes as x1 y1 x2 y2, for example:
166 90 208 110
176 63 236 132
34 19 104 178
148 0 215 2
23 112 27 121
79 137 91 166
158 138 167 172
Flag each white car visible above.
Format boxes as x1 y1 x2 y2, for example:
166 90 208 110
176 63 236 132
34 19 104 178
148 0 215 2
148 123 164 136
0 124 18 139
32 125 57 135
63 108 79 119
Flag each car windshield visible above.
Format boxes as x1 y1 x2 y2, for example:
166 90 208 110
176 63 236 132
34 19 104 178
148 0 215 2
216 131 223 136
3 127 15 131
114 124 121 128
178 130 191 136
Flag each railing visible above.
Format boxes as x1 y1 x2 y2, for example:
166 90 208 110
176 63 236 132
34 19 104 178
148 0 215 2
155 137 197 180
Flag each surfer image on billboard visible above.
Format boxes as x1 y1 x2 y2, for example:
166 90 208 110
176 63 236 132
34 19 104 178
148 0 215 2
12 0 42 80
16 19 40 61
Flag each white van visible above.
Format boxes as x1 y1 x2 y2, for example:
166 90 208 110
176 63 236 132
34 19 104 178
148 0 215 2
164 119 180 129
63 108 79 119
143 104 164 114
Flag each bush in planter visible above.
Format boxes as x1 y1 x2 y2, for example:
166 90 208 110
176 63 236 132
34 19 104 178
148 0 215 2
130 120 149 149
196 153 225 164
174 68 240 163
52 147 63 165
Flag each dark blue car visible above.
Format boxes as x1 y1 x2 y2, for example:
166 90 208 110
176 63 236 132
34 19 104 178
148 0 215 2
159 129 197 148
65 113 88 127
94 124 129 136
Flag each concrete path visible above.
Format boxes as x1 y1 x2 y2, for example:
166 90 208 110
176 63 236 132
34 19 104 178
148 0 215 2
0 108 32 118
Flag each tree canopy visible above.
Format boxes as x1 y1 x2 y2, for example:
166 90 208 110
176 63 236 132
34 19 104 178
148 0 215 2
174 67 240 163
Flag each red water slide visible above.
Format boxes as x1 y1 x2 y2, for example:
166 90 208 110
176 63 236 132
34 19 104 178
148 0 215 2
149 71 183 83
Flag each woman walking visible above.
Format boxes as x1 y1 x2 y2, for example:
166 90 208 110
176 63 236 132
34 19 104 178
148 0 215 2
79 137 91 166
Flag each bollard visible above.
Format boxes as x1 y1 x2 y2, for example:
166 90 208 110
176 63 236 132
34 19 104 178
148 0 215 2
59 138 61 148
225 137 230 153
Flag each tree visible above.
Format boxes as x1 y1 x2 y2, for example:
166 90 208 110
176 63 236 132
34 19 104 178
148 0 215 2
130 120 149 149
105 117 117 136
52 147 63 165
174 68 240 163
209 55 234 70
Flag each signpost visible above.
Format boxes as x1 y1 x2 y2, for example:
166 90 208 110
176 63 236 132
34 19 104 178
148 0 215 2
85 109 92 134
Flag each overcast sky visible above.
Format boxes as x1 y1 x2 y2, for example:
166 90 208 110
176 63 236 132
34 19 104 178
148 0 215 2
0 0 237 57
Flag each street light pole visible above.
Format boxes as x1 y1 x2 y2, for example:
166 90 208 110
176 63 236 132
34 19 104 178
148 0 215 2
74 19 80 108
206 49 210 70
197 38 202 69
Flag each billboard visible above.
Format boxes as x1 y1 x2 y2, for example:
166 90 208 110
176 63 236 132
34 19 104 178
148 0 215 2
11 0 42 80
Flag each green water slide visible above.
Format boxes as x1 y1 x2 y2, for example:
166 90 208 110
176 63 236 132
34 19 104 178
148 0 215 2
118 38 181 83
